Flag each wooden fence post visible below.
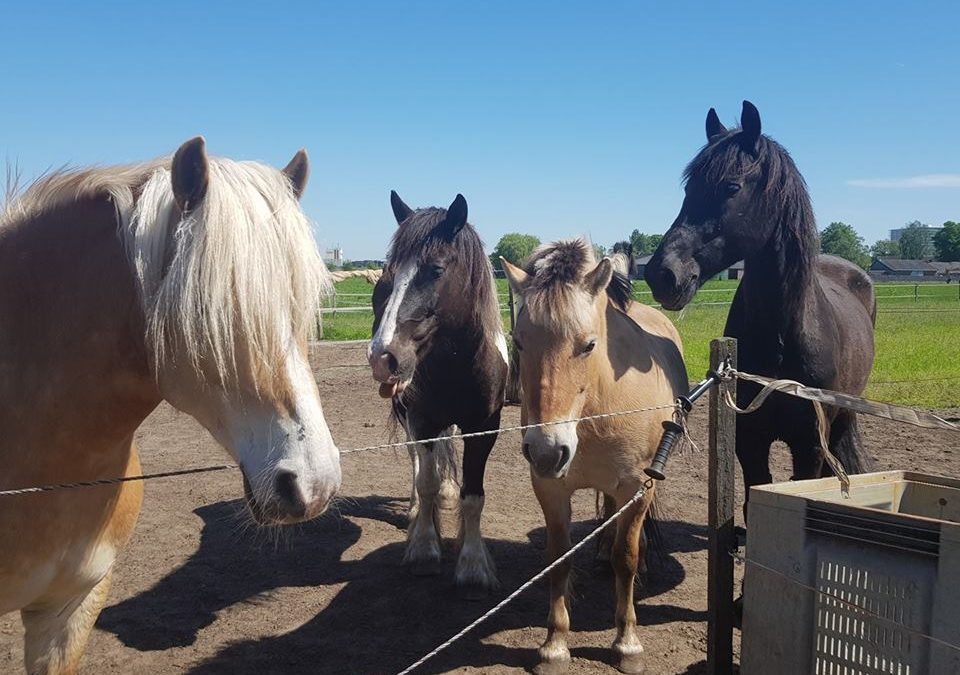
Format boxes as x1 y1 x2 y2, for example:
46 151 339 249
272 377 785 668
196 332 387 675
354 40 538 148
708 337 737 675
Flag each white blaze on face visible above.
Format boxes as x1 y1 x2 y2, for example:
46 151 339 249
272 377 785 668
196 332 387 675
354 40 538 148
369 262 417 358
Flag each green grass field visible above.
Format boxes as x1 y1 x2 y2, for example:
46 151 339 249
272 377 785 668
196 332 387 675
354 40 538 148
320 279 960 408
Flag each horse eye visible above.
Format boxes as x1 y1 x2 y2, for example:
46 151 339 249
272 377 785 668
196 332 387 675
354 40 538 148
724 183 741 197
428 264 444 279
582 339 597 356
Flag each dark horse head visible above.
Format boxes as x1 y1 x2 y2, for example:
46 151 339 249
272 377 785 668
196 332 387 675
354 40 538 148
368 191 498 398
646 100 817 310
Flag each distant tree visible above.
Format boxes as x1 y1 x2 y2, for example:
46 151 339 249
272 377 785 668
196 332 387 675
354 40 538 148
898 221 928 260
593 243 607 260
870 239 900 258
819 222 869 268
491 233 541 270
934 221 960 261
341 260 357 271
629 230 664 256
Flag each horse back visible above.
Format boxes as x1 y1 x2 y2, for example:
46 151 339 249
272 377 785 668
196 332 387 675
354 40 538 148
816 254 876 324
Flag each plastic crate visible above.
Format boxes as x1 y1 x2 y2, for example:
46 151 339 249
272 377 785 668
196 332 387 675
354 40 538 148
741 471 960 675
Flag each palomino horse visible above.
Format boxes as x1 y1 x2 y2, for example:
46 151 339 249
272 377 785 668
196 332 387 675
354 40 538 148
368 192 507 593
503 240 687 674
0 138 341 674
645 101 875 518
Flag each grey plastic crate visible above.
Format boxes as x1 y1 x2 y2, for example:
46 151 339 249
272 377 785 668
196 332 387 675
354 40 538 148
741 471 960 675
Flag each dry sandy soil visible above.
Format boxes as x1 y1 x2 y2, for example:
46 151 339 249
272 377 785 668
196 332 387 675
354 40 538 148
2 342 957 675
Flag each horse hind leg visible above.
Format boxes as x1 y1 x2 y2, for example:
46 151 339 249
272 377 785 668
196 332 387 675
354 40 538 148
434 433 461 512
825 411 870 476
594 492 616 567
21 571 113 675
407 444 421 523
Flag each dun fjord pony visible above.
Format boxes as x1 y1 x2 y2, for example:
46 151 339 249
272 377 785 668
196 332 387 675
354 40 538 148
646 101 875 518
503 240 687 674
368 192 507 593
0 138 341 674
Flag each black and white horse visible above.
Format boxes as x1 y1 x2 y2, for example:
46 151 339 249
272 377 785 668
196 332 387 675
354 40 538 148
368 191 507 593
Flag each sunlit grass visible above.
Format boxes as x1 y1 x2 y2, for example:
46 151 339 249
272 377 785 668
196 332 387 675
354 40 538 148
321 279 960 407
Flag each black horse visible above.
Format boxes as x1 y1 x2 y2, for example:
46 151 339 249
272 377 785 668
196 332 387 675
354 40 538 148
368 191 508 593
646 101 875 516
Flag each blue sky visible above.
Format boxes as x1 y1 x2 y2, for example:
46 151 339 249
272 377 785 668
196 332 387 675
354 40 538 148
3 1 957 260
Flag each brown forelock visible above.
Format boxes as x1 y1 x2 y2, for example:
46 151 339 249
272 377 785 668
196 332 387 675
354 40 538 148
386 206 500 329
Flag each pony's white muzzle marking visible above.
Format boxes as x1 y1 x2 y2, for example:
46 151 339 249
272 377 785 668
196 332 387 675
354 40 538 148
522 422 578 479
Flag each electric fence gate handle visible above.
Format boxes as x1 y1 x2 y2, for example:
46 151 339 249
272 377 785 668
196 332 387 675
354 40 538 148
645 369 724 481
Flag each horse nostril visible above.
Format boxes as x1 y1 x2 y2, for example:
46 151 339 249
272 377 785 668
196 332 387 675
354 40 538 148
522 443 531 462
385 350 399 375
275 470 306 517
557 445 571 471
661 265 677 287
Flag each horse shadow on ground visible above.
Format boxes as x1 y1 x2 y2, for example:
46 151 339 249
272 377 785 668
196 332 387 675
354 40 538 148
98 496 707 674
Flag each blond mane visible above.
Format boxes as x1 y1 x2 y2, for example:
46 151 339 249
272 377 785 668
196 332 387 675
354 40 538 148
521 239 600 337
3 157 331 393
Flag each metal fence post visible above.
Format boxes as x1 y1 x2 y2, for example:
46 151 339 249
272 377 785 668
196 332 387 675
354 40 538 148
708 337 737 675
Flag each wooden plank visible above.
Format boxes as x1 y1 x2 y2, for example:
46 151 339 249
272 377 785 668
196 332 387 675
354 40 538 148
708 337 737 675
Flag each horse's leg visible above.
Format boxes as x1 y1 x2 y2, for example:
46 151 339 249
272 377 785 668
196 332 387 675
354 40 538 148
21 571 113 675
403 440 443 576
735 413 774 523
595 492 616 566
825 410 869 476
787 402 825 482
610 486 653 675
436 435 461 512
532 477 573 675
407 444 421 523
455 413 500 593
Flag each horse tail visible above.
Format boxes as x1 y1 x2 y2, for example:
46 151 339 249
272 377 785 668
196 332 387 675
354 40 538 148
829 411 871 476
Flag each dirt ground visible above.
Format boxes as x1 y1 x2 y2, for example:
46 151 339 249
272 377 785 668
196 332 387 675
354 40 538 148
2 341 957 675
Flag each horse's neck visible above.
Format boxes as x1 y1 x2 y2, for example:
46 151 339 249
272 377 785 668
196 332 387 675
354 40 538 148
741 227 815 334
0 197 160 479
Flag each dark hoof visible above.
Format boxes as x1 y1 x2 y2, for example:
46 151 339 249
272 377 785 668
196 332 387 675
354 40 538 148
733 594 744 628
533 658 571 675
409 559 442 577
615 651 645 674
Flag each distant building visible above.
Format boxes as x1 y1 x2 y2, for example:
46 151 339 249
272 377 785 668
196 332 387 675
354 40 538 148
349 259 385 269
323 246 344 266
889 226 942 259
869 257 938 277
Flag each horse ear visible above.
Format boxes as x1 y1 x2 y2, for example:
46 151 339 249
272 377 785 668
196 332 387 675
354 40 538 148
443 193 468 238
282 149 309 200
583 257 614 297
706 108 727 141
390 190 413 226
171 136 209 211
740 100 762 146
501 257 529 295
